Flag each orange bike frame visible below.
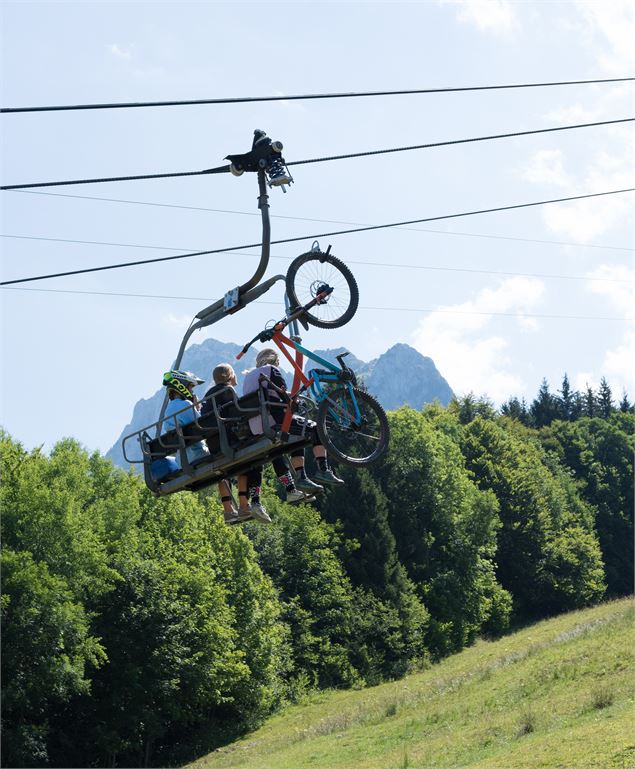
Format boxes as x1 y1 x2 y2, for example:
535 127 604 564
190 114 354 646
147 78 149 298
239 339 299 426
270 325 314 436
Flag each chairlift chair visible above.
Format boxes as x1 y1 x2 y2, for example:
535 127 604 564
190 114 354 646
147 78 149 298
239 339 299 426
122 130 357 496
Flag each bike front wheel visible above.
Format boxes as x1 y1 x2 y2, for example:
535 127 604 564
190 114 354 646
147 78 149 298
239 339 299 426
286 251 359 329
316 386 389 467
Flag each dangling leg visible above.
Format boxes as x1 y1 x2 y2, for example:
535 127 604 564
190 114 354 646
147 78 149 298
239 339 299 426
219 479 240 524
312 443 344 485
246 466 271 524
289 447 324 494
219 479 236 513
238 474 251 514
272 455 303 502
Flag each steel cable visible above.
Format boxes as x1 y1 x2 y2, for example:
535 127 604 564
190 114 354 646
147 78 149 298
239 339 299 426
2 118 632 191
2 187 633 286
2 77 633 113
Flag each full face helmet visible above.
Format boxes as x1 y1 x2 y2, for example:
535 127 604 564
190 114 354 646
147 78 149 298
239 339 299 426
162 370 204 399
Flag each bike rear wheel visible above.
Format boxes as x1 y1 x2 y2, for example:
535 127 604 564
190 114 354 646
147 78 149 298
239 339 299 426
316 386 389 466
286 251 359 329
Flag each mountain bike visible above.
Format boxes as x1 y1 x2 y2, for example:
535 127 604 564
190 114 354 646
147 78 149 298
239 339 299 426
237 249 389 466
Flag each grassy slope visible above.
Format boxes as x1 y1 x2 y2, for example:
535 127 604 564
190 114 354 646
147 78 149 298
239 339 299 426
191 599 635 769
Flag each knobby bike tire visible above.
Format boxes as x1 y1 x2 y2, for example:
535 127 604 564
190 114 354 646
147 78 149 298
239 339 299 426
285 251 359 329
316 386 389 466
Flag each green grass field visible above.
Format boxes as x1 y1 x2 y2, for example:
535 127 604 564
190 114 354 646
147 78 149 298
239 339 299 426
190 598 634 769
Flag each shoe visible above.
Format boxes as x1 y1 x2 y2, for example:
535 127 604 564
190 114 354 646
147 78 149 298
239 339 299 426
249 501 272 524
286 488 306 503
236 507 255 523
227 511 254 524
294 476 324 494
313 468 345 486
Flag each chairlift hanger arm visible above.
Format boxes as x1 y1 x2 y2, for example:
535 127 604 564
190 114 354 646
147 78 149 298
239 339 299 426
192 171 270 324
191 129 292 325
158 130 292 438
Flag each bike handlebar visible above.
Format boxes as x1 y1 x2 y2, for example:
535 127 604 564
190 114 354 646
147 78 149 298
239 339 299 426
236 284 334 360
236 329 273 360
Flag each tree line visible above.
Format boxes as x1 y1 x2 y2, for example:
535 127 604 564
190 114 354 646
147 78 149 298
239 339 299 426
1 376 633 767
500 373 633 426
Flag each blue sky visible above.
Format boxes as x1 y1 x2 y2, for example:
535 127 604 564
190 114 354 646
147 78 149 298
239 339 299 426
1 0 634 454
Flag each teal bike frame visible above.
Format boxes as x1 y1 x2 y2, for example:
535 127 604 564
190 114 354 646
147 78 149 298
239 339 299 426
269 329 362 437
236 285 364 438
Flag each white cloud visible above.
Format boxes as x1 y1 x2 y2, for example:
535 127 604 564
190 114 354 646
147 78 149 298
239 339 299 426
517 3 634 243
517 315 540 331
441 0 517 34
585 264 635 393
519 141 634 243
575 0 635 74
521 149 570 188
585 264 635 313
411 277 544 401
162 313 192 330
572 371 599 392
109 43 132 60
272 90 307 114
603 330 635 390
542 192 633 243
545 104 598 125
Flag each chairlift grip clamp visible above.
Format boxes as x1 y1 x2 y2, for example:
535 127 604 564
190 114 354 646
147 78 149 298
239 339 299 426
224 287 240 312
225 130 292 190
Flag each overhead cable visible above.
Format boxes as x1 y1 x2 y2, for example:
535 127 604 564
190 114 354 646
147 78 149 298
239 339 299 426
2 187 633 286
0 168 221 191
3 234 633 284
2 117 632 191
287 118 634 168
2 77 633 114
12 190 633 252
2 286 631 322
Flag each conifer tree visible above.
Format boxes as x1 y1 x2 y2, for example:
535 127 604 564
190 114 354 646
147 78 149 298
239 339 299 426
558 373 575 420
320 469 403 598
500 396 529 424
570 390 585 420
619 391 633 412
317 468 428 680
450 394 496 424
530 378 560 427
584 385 596 417
597 377 614 418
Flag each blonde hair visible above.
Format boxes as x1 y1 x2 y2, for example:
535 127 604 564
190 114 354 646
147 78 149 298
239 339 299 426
213 363 236 384
256 348 279 367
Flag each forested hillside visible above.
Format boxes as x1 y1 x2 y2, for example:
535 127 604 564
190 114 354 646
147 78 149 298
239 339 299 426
1 377 633 768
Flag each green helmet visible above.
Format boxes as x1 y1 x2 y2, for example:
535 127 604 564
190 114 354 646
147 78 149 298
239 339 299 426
162 369 204 399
